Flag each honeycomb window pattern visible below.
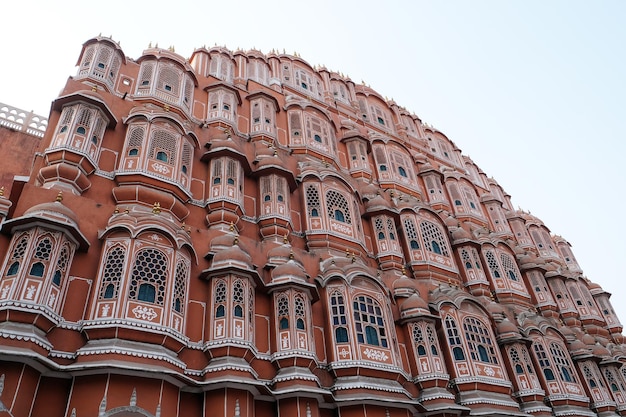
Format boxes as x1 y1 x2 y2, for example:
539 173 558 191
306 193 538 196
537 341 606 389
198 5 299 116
129 248 167 306
99 247 125 299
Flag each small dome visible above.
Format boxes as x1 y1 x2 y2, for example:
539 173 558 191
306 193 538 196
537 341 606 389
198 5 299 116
210 231 239 252
271 259 308 282
582 333 596 346
451 227 471 241
392 274 417 292
592 342 611 357
363 193 391 212
497 318 519 335
569 339 588 352
400 293 429 314
212 244 252 267
392 273 417 299
24 200 80 227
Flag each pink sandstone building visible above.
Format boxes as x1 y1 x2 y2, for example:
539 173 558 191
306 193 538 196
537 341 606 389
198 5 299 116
0 35 624 417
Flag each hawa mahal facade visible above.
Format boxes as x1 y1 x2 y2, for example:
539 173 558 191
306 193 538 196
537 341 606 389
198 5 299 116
0 36 624 417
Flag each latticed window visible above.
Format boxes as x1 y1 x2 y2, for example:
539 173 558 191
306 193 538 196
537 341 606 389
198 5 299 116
445 316 465 360
463 316 498 364
420 221 449 256
173 261 188 313
326 190 351 224
604 367 625 393
533 342 555 381
209 54 234 83
52 246 69 287
582 363 603 389
294 294 306 330
277 294 290 329
248 59 269 85
4 235 28 277
157 66 180 95
403 217 420 250
306 185 321 217
461 248 482 270
413 324 426 355
233 279 245 318
126 126 145 155
347 141 369 170
181 143 192 175
330 290 349 343
374 217 384 240
250 98 275 135
128 248 167 305
500 253 519 281
29 236 53 277
211 276 254 341
353 295 387 347
550 342 576 382
138 62 155 88
214 279 227 317
148 129 177 164
99 246 125 299
426 325 439 355
412 322 441 359
485 250 501 278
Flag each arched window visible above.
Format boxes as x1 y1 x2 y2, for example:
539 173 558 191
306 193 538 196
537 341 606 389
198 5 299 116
445 316 465 360
463 316 498 364
7 262 19 276
330 290 349 343
431 241 442 255
398 166 407 177
353 295 387 347
129 248 167 305
326 190 351 224
336 327 348 343
138 283 156 303
29 262 45 277
420 220 449 256
172 261 188 314
104 284 115 299
533 342 554 380
99 246 125 300
156 151 168 162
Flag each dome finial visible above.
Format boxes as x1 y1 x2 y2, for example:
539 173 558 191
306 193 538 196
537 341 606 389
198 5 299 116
152 201 161 214
56 191 63 202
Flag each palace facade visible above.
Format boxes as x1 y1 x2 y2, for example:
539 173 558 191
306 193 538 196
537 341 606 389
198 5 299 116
0 36 624 417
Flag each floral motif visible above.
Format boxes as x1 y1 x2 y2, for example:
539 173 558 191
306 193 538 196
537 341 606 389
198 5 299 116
151 162 170 175
132 305 158 321
363 348 389 362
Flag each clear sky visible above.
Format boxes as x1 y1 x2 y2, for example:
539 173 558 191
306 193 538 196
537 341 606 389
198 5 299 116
2 1 625 321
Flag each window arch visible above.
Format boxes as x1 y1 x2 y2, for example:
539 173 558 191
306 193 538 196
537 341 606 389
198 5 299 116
211 276 254 341
330 290 349 343
445 316 465 360
128 248 167 306
353 295 387 347
463 316 498 364
549 342 576 383
172 261 188 313
275 290 310 351
326 190 351 224
420 220 450 256
99 246 125 300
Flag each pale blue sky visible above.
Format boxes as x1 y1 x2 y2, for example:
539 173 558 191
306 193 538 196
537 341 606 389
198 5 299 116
2 1 625 320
